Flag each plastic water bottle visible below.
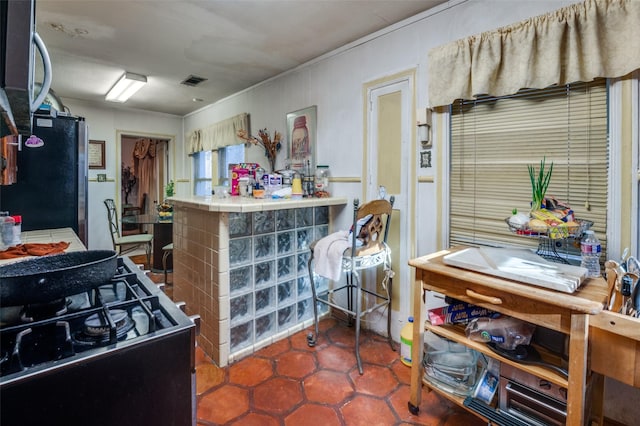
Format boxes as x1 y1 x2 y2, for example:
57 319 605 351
580 230 601 278
400 316 414 366
0 212 15 248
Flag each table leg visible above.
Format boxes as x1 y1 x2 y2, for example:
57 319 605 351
409 269 424 415
567 313 588 425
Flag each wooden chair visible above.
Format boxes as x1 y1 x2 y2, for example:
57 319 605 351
104 199 153 267
307 196 395 374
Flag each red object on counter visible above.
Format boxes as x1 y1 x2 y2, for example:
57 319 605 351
0 241 70 259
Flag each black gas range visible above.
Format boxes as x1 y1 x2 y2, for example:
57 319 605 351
0 255 198 426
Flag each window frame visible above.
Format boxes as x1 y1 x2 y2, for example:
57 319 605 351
445 79 611 263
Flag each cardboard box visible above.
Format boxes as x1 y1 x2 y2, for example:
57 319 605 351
230 163 260 195
428 301 497 325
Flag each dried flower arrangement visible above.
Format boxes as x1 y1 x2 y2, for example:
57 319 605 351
237 128 282 172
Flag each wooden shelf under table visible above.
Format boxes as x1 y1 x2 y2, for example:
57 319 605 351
424 321 568 389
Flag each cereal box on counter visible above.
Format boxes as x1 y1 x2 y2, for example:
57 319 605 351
230 163 260 195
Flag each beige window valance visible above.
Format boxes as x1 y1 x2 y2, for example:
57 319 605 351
428 0 640 107
187 112 249 154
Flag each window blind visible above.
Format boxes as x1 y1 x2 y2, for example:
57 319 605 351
449 79 609 260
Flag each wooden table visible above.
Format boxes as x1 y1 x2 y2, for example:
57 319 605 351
408 247 609 425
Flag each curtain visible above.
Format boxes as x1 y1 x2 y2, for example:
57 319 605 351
428 0 640 107
133 138 158 210
187 112 249 154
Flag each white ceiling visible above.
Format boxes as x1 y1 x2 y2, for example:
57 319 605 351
34 0 447 116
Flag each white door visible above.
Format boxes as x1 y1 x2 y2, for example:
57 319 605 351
366 76 413 339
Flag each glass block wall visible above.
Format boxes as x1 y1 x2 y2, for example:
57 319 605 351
228 206 330 354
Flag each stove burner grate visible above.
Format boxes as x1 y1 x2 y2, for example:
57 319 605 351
75 309 135 346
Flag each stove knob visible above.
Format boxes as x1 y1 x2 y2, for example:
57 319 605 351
175 301 186 312
156 283 166 293
189 314 201 336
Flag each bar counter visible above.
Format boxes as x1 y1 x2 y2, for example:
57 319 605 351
167 194 348 212
169 195 348 366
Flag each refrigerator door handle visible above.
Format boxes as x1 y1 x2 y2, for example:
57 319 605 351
31 32 52 113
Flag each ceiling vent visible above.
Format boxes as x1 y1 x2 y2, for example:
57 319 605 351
181 75 208 87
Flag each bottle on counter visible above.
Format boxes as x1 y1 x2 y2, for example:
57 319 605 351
0 212 15 249
580 230 601 278
11 215 22 245
315 165 330 197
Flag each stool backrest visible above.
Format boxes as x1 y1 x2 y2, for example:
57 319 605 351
350 196 395 256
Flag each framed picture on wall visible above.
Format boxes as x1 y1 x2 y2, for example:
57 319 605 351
286 106 317 172
88 140 106 169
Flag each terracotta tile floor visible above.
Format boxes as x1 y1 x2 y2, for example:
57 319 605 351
193 318 484 426
138 259 483 426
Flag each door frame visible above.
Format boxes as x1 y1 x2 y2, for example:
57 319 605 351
116 130 174 213
362 69 417 339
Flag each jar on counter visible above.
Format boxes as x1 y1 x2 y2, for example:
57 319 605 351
0 212 15 248
315 165 330 196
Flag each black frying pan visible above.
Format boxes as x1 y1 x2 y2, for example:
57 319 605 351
0 250 117 307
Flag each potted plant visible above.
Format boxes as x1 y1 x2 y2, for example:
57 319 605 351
528 157 553 212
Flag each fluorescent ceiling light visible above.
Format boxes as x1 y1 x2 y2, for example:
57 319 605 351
105 72 147 102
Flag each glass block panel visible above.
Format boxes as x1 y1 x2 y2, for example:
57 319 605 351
276 209 295 231
253 210 275 234
277 231 294 255
230 266 253 295
296 228 312 252
255 286 275 315
254 234 275 260
296 208 313 227
277 280 295 306
230 293 253 325
277 256 295 282
229 213 252 238
314 206 329 225
230 321 253 352
297 252 310 275
230 237 252 266
314 225 329 242
316 298 329 315
297 275 311 299
277 304 296 330
255 260 275 288
313 275 329 293
255 313 276 341
297 298 313 321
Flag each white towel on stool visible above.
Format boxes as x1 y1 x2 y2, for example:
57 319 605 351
313 230 351 281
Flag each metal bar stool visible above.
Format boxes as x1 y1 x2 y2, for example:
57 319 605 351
307 196 395 374
162 243 173 285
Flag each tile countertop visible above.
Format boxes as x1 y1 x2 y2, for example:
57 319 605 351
168 195 348 213
0 227 86 266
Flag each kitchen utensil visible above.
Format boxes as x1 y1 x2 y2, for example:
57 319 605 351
0 250 117 306
627 256 640 275
620 273 635 315
604 260 625 311
621 247 629 269
604 261 619 309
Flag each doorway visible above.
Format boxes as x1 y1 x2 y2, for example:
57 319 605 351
363 71 415 339
118 132 172 232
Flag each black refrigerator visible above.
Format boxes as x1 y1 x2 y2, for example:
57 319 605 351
0 111 88 245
